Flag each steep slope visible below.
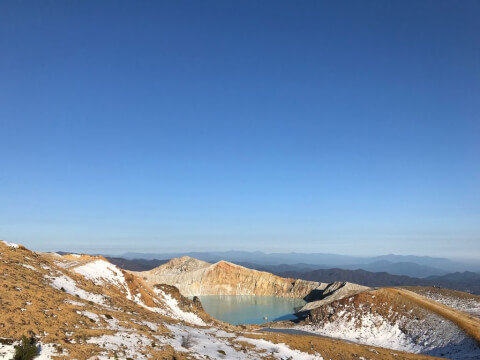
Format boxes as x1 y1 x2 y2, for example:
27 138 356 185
134 256 325 298
0 241 441 360
294 288 480 359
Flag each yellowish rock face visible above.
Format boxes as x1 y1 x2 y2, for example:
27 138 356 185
134 256 324 298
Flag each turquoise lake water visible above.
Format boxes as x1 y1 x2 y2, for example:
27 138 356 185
195 295 306 325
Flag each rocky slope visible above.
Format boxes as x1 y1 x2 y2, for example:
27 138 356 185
1 240 442 360
134 256 325 298
299 281 370 312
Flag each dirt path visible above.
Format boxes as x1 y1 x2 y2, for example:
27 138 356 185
388 288 480 343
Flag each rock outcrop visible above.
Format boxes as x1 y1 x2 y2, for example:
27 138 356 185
299 281 370 312
133 256 325 298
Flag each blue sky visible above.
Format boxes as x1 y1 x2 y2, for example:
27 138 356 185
1 1 479 258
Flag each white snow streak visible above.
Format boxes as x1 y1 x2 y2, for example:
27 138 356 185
154 288 206 326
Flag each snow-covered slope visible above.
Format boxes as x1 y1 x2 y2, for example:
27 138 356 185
73 259 126 287
296 288 480 359
72 258 134 299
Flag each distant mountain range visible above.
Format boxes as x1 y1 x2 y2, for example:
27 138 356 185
233 260 446 278
106 255 480 295
119 250 479 277
277 268 480 295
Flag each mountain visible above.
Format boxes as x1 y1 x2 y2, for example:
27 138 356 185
120 250 476 275
121 250 370 266
280 268 423 287
371 254 464 272
235 260 446 278
233 261 327 274
278 268 480 294
425 271 480 294
132 256 324 298
342 260 446 277
128 255 480 359
2 241 480 359
106 256 480 294
3 240 415 360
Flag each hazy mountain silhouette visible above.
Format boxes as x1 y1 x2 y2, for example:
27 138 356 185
120 250 477 275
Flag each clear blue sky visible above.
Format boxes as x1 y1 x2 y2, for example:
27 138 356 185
1 1 479 258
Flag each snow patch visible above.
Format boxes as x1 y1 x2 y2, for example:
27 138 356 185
36 343 68 359
236 336 323 360
76 310 100 322
73 260 132 299
46 274 108 306
158 324 250 359
131 320 158 331
159 324 322 359
86 331 152 359
153 288 206 326
103 316 126 330
21 263 36 271
1 241 19 249
0 341 15 360
0 341 66 360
